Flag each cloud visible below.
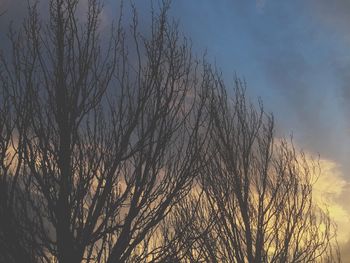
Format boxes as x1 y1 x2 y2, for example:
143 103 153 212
257 46 348 167
304 0 350 122
2 0 350 260
307 0 350 40
256 0 266 13
246 1 350 184
340 239 350 262
313 158 350 243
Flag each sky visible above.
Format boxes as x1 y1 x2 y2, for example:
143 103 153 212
1 0 350 260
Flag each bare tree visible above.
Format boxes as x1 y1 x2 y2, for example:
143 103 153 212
0 50 47 262
0 0 341 262
160 77 341 263
0 0 209 262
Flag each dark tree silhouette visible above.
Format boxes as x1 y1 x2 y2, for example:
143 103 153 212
157 78 341 263
0 0 341 263
0 0 209 262
0 76 45 262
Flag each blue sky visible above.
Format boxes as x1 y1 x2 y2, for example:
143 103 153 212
167 0 350 168
1 0 350 258
168 0 350 199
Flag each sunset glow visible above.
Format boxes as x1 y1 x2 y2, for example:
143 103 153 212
1 0 350 262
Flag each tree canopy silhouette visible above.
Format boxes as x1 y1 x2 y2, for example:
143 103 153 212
0 0 341 262
157 80 341 262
